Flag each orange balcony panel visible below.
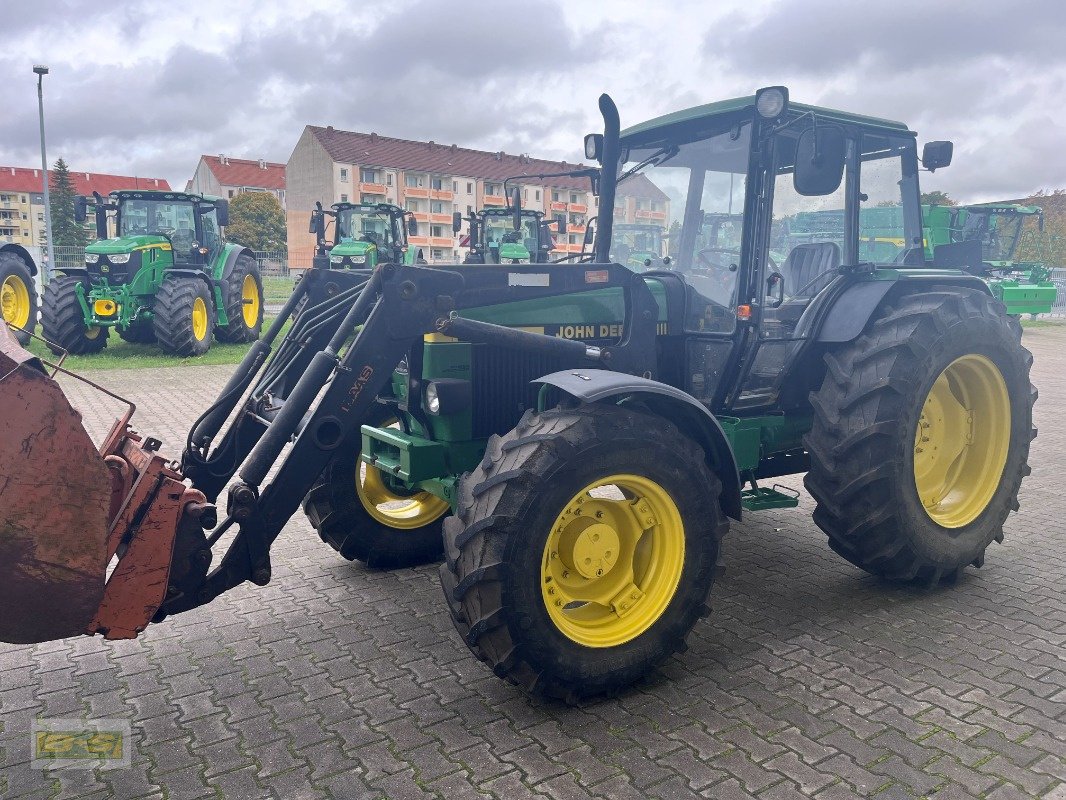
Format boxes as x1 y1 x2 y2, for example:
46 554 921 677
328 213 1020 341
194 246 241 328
550 201 567 211
409 235 432 246
613 207 625 216
483 195 505 206
569 225 587 235
359 182 387 194
635 209 667 220
430 237 454 247
404 187 430 199
568 203 588 214
429 213 452 224
412 212 430 222
430 190 454 201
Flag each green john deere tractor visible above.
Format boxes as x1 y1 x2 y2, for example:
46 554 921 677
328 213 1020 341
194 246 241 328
923 202 1056 315
0 87 1037 704
0 243 39 345
309 201 423 270
41 190 263 356
610 222 671 270
458 189 563 264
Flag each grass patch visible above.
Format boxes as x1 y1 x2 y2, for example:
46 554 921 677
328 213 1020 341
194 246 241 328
23 319 286 371
262 275 296 304
1020 318 1066 328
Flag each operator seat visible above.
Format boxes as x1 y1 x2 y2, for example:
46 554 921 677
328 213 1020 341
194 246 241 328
781 242 841 297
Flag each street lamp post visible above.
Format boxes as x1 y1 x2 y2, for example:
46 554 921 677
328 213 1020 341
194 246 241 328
34 64 55 282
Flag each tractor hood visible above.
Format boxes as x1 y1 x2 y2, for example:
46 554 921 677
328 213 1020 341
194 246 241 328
86 235 171 255
332 239 375 257
498 242 531 261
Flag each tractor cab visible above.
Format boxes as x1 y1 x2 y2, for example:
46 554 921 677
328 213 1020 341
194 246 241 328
610 222 669 270
948 203 1042 267
458 189 560 264
311 201 418 268
78 190 227 282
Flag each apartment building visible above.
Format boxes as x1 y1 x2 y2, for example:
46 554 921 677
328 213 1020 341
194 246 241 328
187 155 286 208
286 126 603 266
0 166 171 247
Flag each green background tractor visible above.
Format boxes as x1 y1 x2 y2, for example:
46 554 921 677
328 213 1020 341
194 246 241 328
457 190 563 264
0 243 39 345
42 189 263 356
310 201 423 269
610 222 671 270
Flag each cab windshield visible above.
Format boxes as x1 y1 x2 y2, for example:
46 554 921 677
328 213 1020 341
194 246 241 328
337 206 396 248
957 210 1025 262
483 214 540 254
118 199 196 241
610 225 662 261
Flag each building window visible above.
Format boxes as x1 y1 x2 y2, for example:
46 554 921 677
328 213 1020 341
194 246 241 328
571 193 579 204
361 194 381 204
228 190 234 198
466 182 473 194
467 205 473 213
431 177 444 191
21 213 27 220
405 200 419 212
452 181 458 193
340 168 349 182
431 201 445 214
431 248 445 260
340 194 348 203
360 168 376 183
386 173 393 186
430 225 445 237
20 195 27 203
405 174 423 188
552 191 561 202
486 183 501 197
523 189 528 201
535 190 541 201
37 212 43 221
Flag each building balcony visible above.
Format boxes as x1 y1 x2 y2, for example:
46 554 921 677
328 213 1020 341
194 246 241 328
568 203 588 214
430 237 454 248
568 224 587 235
549 201 567 211
359 182 387 194
430 189 454 201
409 235 432 246
636 209 667 220
412 212 430 222
483 194 505 206
404 187 430 199
429 213 452 224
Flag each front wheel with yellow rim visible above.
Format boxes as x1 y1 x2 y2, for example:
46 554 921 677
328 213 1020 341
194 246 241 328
303 409 448 568
805 287 1035 586
440 404 726 701
216 254 263 343
153 277 215 356
0 250 38 345
41 276 108 355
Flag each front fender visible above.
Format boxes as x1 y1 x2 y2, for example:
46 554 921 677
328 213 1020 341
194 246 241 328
534 369 742 520
0 244 38 276
218 244 255 281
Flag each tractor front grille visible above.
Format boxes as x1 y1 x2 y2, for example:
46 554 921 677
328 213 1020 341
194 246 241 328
470 344 577 438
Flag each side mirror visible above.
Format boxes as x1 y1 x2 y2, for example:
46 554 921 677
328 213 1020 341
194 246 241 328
407 217 418 236
922 141 953 172
309 210 324 236
582 222 595 248
794 126 845 196
511 187 522 231
216 200 229 227
74 195 87 223
452 211 463 234
584 133 604 163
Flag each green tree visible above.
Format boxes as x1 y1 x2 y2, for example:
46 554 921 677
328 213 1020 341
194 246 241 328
666 218 682 256
48 158 86 268
920 190 956 207
225 192 286 251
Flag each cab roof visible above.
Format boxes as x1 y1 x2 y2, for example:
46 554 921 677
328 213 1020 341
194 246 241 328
621 95 911 140
110 189 222 203
962 202 1043 216
332 201 404 213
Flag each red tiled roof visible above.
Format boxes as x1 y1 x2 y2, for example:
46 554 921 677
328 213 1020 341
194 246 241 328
203 156 286 190
616 174 670 202
0 166 171 195
310 127 595 191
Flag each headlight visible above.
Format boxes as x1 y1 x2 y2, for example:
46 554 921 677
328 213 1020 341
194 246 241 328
107 253 132 264
425 382 441 415
329 255 343 264
755 86 788 119
349 255 367 264
84 253 99 264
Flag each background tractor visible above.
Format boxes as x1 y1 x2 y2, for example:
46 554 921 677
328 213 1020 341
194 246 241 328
309 201 423 269
40 189 263 356
610 222 671 270
0 87 1035 703
0 243 39 345
457 189 563 264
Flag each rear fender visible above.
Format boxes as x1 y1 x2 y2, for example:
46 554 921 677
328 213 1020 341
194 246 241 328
0 243 38 276
218 244 255 281
534 369 742 520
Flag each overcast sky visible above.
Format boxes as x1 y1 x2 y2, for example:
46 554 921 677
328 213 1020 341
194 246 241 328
2 0 1064 203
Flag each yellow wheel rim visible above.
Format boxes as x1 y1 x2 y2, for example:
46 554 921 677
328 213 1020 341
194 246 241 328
241 274 260 328
541 474 685 648
354 419 449 529
1 274 31 329
84 325 102 340
913 354 1011 528
191 296 209 341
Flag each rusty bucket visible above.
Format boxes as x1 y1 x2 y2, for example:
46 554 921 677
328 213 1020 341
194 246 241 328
0 322 111 643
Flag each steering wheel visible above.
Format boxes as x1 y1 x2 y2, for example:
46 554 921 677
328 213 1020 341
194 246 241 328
696 247 739 270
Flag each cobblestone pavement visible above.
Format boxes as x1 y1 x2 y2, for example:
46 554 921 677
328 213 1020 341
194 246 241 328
1 327 1064 800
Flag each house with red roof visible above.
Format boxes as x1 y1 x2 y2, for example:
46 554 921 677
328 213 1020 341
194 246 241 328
187 155 286 209
0 166 170 247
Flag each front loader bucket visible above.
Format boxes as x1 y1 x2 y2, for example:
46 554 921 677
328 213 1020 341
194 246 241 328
0 322 208 645
0 323 111 643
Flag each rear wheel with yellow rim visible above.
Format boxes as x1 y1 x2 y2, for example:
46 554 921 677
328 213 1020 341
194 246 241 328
0 250 37 345
440 404 726 701
303 408 448 568
216 254 263 343
805 287 1035 585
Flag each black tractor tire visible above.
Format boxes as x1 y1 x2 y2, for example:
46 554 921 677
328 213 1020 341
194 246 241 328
0 250 37 345
215 255 263 343
41 276 108 355
440 404 726 701
804 287 1035 585
117 319 156 344
153 277 215 356
303 407 448 568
